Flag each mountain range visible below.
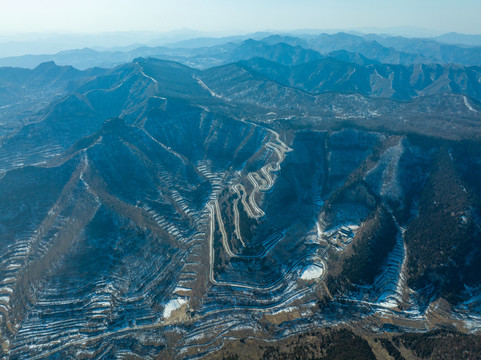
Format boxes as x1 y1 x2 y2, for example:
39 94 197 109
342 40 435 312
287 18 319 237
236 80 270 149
3 31 481 70
1 32 481 359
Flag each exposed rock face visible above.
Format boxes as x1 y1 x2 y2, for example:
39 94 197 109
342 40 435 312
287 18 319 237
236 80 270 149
1 57 481 359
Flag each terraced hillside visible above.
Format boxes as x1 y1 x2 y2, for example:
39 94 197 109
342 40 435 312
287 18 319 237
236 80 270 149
1 56 481 359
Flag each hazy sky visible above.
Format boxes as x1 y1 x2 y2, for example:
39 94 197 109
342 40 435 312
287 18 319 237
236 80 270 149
1 0 480 35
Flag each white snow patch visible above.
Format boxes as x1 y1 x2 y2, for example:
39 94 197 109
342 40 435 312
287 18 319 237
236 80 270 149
300 264 324 280
0 287 13 295
195 77 222 98
376 294 399 309
140 70 158 84
92 301 111 308
463 315 481 332
269 306 296 315
5 264 21 271
163 298 187 318
464 96 477 112
174 286 192 294
1 277 15 285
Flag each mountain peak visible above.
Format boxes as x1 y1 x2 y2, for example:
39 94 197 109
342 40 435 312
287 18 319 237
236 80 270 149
34 60 58 70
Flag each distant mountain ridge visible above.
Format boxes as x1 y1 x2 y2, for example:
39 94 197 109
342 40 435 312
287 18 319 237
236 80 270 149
2 32 481 70
0 61 106 139
433 32 481 46
240 56 481 101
